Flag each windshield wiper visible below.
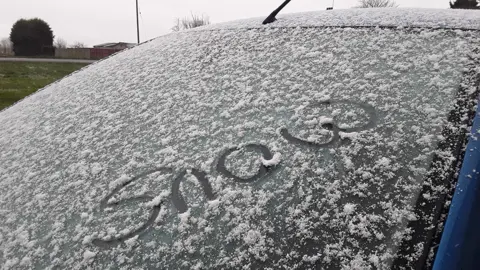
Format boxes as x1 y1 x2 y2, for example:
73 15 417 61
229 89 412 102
262 0 292 25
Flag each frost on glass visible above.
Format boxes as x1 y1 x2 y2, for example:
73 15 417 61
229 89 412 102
0 26 479 270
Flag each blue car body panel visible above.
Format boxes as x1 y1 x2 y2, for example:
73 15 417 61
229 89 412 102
434 98 480 270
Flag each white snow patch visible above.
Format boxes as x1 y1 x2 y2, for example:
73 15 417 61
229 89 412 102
319 116 334 125
261 152 282 167
243 229 261 245
83 250 96 261
343 203 356 215
376 157 391 168
146 190 170 207
90 162 102 175
109 174 130 189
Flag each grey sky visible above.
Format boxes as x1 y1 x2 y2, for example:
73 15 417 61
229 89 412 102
0 0 449 46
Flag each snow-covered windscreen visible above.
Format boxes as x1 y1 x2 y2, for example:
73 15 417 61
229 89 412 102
0 27 479 269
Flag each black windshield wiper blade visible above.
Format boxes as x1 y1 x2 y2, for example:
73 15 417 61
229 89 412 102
262 0 292 25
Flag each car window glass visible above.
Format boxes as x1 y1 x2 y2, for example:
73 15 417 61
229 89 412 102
0 27 479 269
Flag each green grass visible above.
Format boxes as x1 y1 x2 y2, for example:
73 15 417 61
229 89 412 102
0 62 88 110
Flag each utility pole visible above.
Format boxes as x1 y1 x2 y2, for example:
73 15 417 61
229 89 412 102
136 0 140 44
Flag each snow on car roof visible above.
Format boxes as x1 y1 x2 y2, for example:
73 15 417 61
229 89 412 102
201 8 480 31
0 8 480 270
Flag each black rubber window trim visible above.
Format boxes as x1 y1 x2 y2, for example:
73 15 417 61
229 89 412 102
392 51 480 270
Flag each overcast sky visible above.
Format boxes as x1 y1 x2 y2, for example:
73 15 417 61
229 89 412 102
0 0 449 46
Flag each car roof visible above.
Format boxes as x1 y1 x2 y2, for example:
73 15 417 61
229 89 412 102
199 8 480 31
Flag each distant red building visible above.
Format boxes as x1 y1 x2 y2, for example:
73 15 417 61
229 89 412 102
93 42 137 50
89 42 137 60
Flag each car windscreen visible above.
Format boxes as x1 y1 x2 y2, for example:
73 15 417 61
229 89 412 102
0 27 479 269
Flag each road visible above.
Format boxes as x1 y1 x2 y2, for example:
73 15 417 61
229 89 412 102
0 57 96 64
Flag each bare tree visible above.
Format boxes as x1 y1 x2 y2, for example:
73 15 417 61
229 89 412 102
356 0 398 8
70 41 86 48
172 13 210 32
0 38 13 55
54 38 67 49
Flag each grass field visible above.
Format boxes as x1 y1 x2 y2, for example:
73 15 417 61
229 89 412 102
0 62 88 110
